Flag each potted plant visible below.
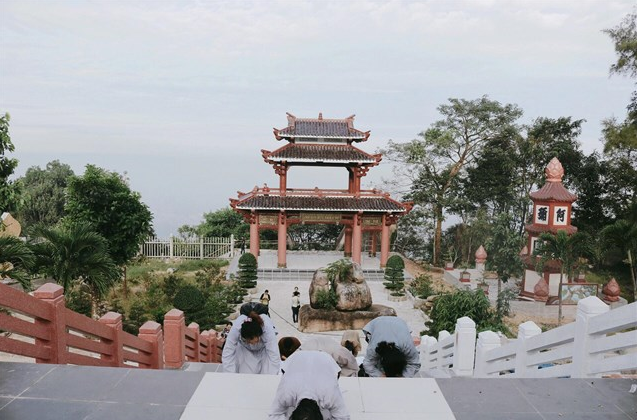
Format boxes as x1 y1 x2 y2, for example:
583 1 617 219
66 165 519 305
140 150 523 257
445 247 455 271
460 262 471 282
477 279 489 295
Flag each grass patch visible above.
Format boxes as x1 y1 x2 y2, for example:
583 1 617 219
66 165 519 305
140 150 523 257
126 258 229 281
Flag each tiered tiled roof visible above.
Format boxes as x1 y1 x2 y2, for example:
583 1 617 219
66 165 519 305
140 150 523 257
235 196 405 212
262 144 381 164
274 112 370 141
529 182 577 202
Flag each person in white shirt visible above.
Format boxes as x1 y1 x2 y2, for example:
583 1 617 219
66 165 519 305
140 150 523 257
221 310 280 374
268 350 350 420
361 316 420 378
291 288 301 323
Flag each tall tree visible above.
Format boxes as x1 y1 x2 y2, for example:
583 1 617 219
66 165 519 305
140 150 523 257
179 207 247 239
486 213 525 296
18 160 74 228
601 202 637 301
383 96 522 265
0 113 21 214
534 230 591 325
31 223 120 316
65 165 153 266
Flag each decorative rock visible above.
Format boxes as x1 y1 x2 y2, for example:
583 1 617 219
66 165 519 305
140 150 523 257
334 279 372 311
534 277 549 302
309 262 372 311
602 278 621 302
298 304 396 333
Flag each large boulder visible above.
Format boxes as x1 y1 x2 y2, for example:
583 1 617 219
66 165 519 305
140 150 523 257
309 261 372 311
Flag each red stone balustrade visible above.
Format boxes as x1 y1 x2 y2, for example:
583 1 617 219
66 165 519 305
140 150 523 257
0 282 224 370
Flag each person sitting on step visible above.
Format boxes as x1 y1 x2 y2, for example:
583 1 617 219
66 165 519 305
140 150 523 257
268 350 350 420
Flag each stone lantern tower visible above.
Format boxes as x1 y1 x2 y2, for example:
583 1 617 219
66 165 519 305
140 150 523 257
519 157 578 300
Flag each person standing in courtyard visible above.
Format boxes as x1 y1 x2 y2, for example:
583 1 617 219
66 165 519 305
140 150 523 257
291 287 301 323
268 350 350 420
260 289 271 316
222 310 280 374
360 316 420 378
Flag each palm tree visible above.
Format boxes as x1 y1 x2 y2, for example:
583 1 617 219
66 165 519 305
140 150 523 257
601 216 637 302
30 223 120 317
534 230 591 325
0 236 35 291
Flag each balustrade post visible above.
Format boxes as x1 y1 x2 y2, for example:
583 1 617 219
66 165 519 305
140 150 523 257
169 235 174 259
216 336 225 363
99 312 124 367
200 237 204 260
33 283 67 365
230 234 235 258
139 321 164 369
436 330 450 370
452 317 477 377
475 331 501 378
420 335 437 370
164 309 186 369
572 296 609 378
200 330 211 362
187 322 200 362
514 321 541 377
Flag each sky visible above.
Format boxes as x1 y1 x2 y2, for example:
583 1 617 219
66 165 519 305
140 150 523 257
1 0 634 237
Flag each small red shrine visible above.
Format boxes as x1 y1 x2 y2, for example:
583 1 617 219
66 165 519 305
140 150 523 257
520 157 578 300
230 113 412 268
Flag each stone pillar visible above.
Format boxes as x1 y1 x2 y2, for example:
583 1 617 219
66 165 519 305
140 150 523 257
187 322 200 362
380 214 390 267
344 227 353 257
514 321 541 377
352 213 362 265
164 309 186 369
475 245 487 272
474 331 501 377
572 296 609 378
138 321 164 369
249 213 259 257
33 283 67 365
99 312 124 367
277 211 287 268
451 317 477 377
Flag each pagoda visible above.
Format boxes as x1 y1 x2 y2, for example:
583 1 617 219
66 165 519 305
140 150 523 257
519 157 578 300
230 113 412 268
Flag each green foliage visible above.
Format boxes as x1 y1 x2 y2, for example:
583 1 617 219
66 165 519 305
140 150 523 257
65 165 153 266
604 11 637 78
31 223 121 314
0 235 35 290
384 255 405 295
173 285 206 313
325 259 353 283
65 285 93 318
313 288 338 310
162 274 186 301
179 207 247 239
287 224 342 250
17 160 74 228
237 252 258 289
426 289 507 337
486 213 525 294
0 113 21 214
408 274 437 299
122 297 150 335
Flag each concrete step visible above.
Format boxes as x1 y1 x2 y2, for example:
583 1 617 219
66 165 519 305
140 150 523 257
256 269 398 282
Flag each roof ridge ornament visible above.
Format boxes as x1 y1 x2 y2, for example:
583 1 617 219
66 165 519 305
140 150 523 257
545 157 564 182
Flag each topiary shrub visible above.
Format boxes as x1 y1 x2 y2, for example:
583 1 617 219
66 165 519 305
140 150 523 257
383 255 405 296
238 252 258 289
408 273 437 299
173 285 206 313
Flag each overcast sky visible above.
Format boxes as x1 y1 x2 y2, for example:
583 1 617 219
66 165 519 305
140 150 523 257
1 0 634 236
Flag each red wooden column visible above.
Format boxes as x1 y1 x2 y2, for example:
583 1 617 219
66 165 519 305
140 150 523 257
249 212 260 257
277 211 287 268
275 164 287 196
344 226 353 257
380 214 390 267
352 213 363 265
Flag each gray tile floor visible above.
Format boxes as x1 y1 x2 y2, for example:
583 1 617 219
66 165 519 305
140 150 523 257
1 362 635 420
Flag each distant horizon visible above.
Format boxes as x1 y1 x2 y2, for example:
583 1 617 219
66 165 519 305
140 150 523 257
2 0 634 236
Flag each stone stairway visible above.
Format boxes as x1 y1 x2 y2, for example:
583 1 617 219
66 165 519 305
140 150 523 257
256 268 407 282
